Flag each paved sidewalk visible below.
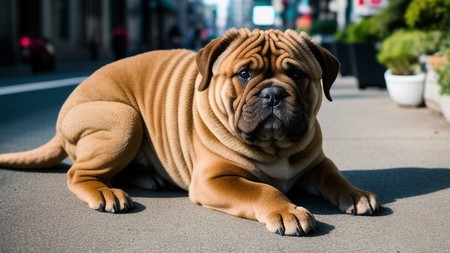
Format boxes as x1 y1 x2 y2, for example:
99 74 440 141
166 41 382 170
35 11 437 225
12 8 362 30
1 76 449 252
0 59 113 86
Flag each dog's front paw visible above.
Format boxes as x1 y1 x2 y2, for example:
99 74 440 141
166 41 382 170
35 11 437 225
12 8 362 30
338 190 380 215
86 187 135 213
263 205 317 236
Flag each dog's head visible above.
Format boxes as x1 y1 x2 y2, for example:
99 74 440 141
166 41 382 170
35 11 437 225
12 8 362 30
196 29 339 154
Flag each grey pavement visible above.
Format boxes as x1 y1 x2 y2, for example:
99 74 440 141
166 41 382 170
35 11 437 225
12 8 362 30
0 59 113 86
1 76 450 252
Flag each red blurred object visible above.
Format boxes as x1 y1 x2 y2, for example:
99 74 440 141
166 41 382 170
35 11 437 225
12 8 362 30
297 14 312 30
357 0 382 5
20 37 31 47
18 35 55 73
112 26 128 60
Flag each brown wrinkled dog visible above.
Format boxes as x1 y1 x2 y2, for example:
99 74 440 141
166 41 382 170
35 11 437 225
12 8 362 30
0 29 379 236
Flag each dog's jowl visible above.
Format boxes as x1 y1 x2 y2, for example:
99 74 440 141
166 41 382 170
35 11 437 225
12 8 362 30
0 28 379 236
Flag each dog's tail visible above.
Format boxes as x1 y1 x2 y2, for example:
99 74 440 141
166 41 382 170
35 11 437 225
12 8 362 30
0 136 68 169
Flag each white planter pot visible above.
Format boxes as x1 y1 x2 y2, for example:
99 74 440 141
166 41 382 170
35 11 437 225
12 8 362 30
384 70 426 107
441 95 450 123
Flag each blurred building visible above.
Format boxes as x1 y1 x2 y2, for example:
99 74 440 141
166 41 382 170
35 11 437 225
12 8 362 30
227 0 341 31
227 0 253 29
0 0 389 67
0 0 213 67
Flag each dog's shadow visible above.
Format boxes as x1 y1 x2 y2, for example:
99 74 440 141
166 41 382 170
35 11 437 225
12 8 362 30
343 168 450 204
121 167 450 235
290 167 450 216
287 167 450 235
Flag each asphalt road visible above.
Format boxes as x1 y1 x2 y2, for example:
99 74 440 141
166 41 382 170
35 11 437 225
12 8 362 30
1 75 449 252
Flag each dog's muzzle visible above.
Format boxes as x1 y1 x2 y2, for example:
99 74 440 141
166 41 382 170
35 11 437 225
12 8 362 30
237 86 308 147
260 86 287 108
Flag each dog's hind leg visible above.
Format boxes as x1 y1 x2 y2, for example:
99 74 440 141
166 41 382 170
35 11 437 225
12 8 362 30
59 101 143 213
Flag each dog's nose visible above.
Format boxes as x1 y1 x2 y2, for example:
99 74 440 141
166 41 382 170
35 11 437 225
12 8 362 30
260 87 286 107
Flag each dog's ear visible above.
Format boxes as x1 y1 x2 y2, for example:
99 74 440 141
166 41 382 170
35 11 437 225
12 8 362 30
196 36 234 91
305 40 340 102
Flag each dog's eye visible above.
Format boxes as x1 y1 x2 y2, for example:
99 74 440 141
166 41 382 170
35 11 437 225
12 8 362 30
237 68 252 81
289 69 307 81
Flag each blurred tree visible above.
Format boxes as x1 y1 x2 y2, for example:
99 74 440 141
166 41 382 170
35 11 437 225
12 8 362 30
372 0 412 39
405 0 450 31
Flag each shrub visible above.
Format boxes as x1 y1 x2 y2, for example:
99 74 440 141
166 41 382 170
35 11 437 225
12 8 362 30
421 31 450 55
377 30 429 75
334 17 379 43
309 19 338 35
345 17 380 43
405 0 450 31
436 50 450 95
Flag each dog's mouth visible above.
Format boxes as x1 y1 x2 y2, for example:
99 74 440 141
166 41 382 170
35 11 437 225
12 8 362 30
237 87 308 148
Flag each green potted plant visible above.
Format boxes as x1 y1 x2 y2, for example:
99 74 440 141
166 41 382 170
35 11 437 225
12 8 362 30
436 49 450 122
404 0 450 111
377 29 429 107
333 0 412 89
421 31 448 111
